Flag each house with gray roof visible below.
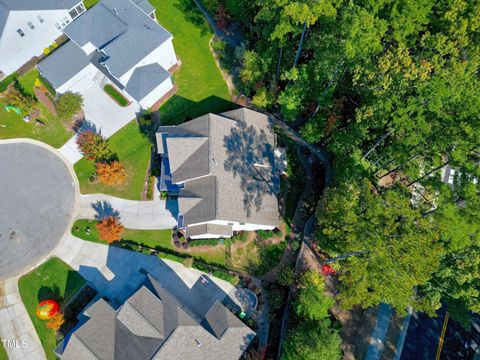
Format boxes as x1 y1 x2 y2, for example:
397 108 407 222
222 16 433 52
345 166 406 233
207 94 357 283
56 275 255 360
0 0 86 77
37 0 178 109
156 107 285 239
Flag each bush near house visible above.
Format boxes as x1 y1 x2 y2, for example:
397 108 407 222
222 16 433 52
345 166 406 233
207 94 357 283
104 84 129 106
256 229 275 240
56 92 83 119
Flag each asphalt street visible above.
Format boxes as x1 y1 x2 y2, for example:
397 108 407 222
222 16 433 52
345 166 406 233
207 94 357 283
400 306 480 360
0 143 76 279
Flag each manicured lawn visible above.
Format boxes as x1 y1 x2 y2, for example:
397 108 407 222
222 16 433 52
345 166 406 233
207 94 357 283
103 84 129 106
83 0 99 8
0 69 72 148
74 121 152 200
18 258 86 360
151 0 233 124
0 343 7 360
71 219 227 266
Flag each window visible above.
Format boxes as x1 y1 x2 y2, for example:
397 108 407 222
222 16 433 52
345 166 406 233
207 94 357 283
16 29 25 37
76 4 85 13
69 4 85 19
37 15 44 23
27 21 35 30
55 22 61 30
68 9 78 18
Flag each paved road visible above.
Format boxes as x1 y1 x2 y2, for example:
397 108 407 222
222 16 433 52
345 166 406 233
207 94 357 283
365 303 393 360
0 143 76 279
400 307 480 360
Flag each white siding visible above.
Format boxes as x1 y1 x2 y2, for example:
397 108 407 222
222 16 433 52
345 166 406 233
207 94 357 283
118 38 177 84
138 77 173 108
187 219 276 239
0 8 79 76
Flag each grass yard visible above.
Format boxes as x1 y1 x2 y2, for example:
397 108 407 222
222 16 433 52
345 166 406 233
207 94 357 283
0 69 72 148
72 219 227 266
18 258 86 360
74 121 152 200
151 0 233 125
103 84 129 106
83 0 99 8
0 343 6 360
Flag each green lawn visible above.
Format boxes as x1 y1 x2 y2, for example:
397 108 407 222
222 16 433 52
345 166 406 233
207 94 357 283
0 69 72 148
0 343 7 360
74 121 152 200
83 0 99 8
18 258 86 360
152 0 233 124
72 219 227 266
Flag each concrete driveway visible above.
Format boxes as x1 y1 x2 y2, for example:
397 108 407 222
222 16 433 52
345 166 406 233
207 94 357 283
78 194 177 229
0 143 76 279
59 79 141 164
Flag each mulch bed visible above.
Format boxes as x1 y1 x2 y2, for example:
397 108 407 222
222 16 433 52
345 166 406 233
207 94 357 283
34 86 57 115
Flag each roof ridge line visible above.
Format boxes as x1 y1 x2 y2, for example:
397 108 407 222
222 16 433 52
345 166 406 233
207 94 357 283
121 297 163 337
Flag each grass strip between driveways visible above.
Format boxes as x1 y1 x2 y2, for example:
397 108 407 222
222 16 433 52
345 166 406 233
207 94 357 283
74 120 152 200
103 84 129 107
0 343 7 360
18 258 86 360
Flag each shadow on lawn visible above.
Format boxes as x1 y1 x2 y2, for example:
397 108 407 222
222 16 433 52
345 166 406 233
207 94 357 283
37 270 85 305
174 0 211 36
157 94 237 126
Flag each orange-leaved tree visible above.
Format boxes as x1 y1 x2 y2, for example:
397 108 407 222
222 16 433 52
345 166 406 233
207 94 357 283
46 313 65 331
95 161 126 185
96 216 124 243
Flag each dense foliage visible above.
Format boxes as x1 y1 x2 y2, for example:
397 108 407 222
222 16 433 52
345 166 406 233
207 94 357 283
56 92 83 119
210 0 480 321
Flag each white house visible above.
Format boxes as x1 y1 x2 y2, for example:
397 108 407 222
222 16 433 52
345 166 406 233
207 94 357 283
156 108 284 239
37 0 178 109
0 0 86 77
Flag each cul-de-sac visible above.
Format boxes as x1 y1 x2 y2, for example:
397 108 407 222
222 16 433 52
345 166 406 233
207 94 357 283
0 1 478 360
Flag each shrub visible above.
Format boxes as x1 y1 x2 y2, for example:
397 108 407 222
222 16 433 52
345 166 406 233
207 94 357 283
96 216 124 243
232 232 248 242
0 72 18 92
6 82 35 113
104 84 129 106
278 266 296 287
56 92 83 119
189 239 219 247
76 131 103 160
96 161 126 185
46 313 64 331
257 229 274 240
182 257 194 268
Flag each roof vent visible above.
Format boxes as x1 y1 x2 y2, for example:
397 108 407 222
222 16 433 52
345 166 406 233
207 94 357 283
212 158 217 165
195 339 202 347
113 7 118 13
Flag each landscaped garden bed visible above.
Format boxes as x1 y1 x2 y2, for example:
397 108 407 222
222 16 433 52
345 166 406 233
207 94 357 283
18 258 86 360
103 84 129 107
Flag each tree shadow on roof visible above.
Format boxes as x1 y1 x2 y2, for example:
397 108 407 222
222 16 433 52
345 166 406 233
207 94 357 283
223 119 277 217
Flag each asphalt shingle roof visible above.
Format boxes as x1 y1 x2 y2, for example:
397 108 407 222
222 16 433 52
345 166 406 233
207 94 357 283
58 275 255 360
124 63 171 101
158 108 281 233
37 40 93 88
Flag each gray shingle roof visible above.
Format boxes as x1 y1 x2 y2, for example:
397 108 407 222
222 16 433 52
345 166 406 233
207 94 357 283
58 275 255 360
131 0 155 14
124 63 170 101
63 3 128 48
37 41 93 88
61 0 171 77
158 108 281 231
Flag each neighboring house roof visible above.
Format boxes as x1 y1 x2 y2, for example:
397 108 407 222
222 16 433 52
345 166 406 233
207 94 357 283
125 63 170 101
37 41 93 88
131 0 155 15
64 0 171 78
157 108 281 235
57 275 255 360
0 0 80 38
